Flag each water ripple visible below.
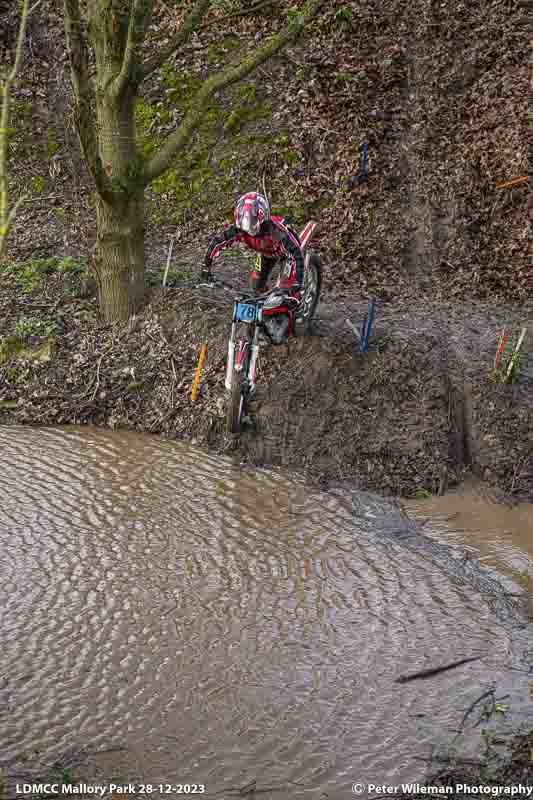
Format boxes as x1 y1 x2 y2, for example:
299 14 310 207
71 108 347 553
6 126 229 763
1 425 532 797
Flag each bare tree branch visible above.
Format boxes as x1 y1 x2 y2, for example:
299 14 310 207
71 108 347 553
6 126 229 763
63 0 109 194
141 0 283 81
113 0 153 96
201 0 279 30
143 0 323 183
140 0 212 81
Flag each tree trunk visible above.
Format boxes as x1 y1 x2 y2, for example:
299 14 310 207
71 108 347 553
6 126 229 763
94 189 145 322
92 85 146 322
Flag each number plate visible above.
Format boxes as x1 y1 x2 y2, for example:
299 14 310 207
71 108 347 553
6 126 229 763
235 302 257 323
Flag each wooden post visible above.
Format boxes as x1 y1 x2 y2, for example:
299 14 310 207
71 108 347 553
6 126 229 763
504 328 526 383
162 236 175 287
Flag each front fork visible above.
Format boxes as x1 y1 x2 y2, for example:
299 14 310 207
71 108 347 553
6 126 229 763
225 324 260 392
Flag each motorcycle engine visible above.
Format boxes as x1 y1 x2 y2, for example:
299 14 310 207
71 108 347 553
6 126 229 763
263 314 289 345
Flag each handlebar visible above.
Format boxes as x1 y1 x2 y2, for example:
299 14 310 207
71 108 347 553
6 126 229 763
196 279 261 301
195 278 298 303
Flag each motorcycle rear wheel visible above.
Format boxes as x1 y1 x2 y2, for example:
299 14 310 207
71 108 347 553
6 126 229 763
297 252 322 330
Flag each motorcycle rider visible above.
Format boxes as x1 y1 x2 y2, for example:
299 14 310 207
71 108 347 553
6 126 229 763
200 191 304 302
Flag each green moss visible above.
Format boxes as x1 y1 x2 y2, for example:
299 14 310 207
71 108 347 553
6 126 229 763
0 335 25 365
138 67 274 224
47 132 60 158
206 34 241 64
0 399 18 409
335 71 355 82
30 175 46 194
224 85 271 135
274 131 306 169
7 99 35 158
126 381 145 393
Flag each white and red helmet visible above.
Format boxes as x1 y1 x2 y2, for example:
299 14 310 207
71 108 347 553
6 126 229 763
234 192 270 235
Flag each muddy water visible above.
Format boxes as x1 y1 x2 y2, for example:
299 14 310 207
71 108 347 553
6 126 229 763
1 426 532 798
408 482 533 587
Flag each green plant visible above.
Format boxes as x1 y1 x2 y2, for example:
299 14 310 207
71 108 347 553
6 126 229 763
47 132 60 158
335 71 355 82
3 255 87 290
490 338 526 384
62 768 74 785
5 364 30 384
10 257 58 290
334 5 353 31
56 256 88 274
415 488 432 500
30 175 45 194
500 350 525 383
14 317 57 339
146 268 192 287
287 5 304 25
191 317 213 338
0 257 16 273
0 334 25 364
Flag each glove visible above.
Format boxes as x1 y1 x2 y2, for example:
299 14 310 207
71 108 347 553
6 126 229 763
276 284 301 301
200 265 213 283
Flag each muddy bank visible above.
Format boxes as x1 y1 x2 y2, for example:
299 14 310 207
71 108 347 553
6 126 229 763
238 298 532 501
0 264 531 502
393 730 533 799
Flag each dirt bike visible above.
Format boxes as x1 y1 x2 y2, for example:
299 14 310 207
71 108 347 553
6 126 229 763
208 221 321 435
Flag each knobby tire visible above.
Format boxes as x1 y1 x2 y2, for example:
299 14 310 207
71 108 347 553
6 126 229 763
227 368 246 434
297 252 322 331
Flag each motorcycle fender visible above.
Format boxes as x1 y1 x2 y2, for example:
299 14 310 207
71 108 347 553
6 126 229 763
235 342 248 371
299 221 316 250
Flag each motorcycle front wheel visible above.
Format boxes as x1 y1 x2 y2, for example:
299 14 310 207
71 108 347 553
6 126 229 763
227 370 246 434
227 339 250 435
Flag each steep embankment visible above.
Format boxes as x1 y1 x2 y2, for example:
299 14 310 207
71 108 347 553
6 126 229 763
0 249 531 500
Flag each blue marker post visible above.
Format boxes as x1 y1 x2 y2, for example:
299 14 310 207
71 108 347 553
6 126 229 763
349 144 369 188
360 299 376 352
358 143 369 185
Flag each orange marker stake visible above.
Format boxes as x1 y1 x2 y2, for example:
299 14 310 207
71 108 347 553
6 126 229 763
496 175 529 190
191 343 207 402
494 329 508 369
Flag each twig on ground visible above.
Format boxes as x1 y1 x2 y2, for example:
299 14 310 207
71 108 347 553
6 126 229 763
458 688 495 731
24 194 63 203
395 655 484 684
90 349 109 401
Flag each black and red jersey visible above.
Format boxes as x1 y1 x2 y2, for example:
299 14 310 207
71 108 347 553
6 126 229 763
205 216 305 288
